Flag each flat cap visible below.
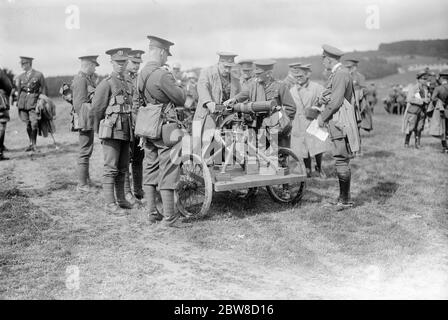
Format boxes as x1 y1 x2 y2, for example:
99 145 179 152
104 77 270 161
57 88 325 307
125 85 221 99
187 71 198 79
19 56 34 62
217 52 238 66
416 70 428 79
439 69 448 76
105 48 131 61
147 35 174 56
254 59 276 73
238 59 254 70
322 44 345 58
128 50 144 63
78 55 100 66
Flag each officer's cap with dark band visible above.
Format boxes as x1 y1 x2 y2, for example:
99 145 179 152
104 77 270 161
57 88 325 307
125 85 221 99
19 56 34 63
322 44 345 59
297 63 312 71
416 70 428 79
128 50 145 63
439 69 448 77
254 59 276 74
105 48 131 61
217 52 238 67
147 35 174 56
78 55 100 66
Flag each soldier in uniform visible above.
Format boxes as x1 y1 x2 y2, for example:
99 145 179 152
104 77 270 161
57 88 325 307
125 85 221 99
238 59 254 90
431 69 448 153
365 83 377 113
289 64 328 178
225 59 297 148
72 55 99 192
138 36 186 227
124 49 145 204
403 71 430 149
16 56 47 152
283 62 302 89
92 48 134 214
316 45 360 209
0 68 13 161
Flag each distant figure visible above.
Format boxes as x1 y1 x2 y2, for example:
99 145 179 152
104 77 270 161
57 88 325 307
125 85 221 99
365 83 377 113
430 69 448 153
16 56 47 152
403 71 430 149
172 62 184 86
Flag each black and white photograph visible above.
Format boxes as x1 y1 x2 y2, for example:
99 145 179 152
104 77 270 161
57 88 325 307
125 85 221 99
0 0 447 303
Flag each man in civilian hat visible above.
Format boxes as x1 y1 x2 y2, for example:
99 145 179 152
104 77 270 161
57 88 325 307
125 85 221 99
123 49 145 204
137 35 186 227
344 56 371 132
0 68 13 161
225 59 296 145
431 69 448 153
171 62 184 86
72 55 99 192
194 52 241 159
238 59 254 90
403 70 430 149
289 63 329 178
283 62 302 89
16 56 47 152
92 47 134 214
316 44 360 209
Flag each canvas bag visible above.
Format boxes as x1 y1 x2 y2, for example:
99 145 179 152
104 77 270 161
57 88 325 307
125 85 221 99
134 68 165 139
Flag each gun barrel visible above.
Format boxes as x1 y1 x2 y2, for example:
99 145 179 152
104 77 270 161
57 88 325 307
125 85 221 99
233 100 276 113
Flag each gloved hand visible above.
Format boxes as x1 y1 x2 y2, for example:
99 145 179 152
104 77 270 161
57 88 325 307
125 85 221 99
304 107 320 120
223 98 236 107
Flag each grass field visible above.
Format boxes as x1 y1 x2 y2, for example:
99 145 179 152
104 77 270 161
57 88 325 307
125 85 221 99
0 97 447 299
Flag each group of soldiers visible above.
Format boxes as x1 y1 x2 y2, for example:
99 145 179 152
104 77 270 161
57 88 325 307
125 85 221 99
403 69 448 152
2 35 410 225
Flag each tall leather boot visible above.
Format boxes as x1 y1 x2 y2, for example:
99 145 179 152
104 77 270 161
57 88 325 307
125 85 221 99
31 129 38 151
77 163 90 192
415 133 421 149
103 181 125 214
115 173 132 209
132 163 144 199
160 189 182 227
336 171 353 209
144 185 162 223
404 133 411 148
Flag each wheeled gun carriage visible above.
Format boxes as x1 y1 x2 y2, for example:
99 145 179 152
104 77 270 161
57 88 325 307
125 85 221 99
175 100 307 217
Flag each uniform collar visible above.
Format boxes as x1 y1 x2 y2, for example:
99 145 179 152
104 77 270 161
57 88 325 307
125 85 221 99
111 71 124 80
332 63 342 74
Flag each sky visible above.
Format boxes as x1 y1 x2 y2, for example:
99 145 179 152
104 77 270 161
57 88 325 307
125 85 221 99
1 0 447 76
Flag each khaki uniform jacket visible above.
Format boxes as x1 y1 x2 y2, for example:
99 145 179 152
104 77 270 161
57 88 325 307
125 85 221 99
92 72 132 141
0 70 13 123
72 71 96 114
17 69 46 111
321 64 360 153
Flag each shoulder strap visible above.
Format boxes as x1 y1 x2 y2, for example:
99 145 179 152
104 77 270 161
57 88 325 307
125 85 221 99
138 67 159 105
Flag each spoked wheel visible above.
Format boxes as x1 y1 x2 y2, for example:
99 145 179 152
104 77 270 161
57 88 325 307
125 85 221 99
176 154 213 218
266 147 306 204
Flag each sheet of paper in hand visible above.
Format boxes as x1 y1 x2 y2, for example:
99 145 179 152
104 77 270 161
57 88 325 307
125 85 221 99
306 119 329 141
